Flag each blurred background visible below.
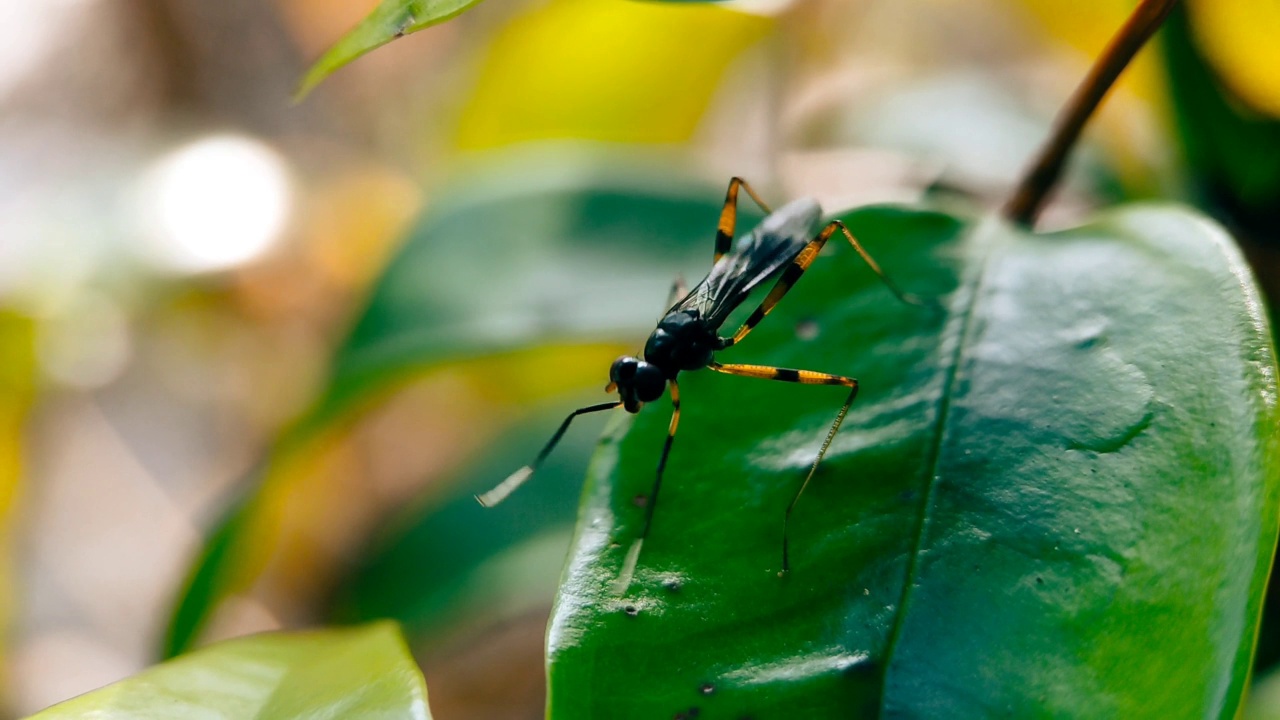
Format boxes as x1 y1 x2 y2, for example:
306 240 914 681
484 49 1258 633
1 0 1277 717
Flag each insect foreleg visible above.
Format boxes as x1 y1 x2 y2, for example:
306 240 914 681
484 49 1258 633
639 379 681 543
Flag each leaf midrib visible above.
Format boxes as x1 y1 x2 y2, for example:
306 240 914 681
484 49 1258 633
876 223 995 713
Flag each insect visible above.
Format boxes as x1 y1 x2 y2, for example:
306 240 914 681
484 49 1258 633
476 177 922 573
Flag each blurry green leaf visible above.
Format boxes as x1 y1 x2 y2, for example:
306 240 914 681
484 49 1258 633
1164 5 1280 227
329 403 600 641
165 156 759 658
32 623 430 719
325 155 754 420
296 0 485 100
1246 664 1280 720
549 205 1279 717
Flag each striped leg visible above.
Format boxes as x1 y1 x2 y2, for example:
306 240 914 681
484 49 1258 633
708 362 859 574
640 379 681 543
721 220 925 349
715 177 773 263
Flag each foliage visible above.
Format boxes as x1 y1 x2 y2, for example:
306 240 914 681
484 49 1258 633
22 0 1280 718
164 161 752 657
296 0 488 99
549 204 1279 717
30 623 430 719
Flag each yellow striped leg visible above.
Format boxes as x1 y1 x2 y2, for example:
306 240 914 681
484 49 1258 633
715 177 773 263
722 220 925 349
708 362 859 574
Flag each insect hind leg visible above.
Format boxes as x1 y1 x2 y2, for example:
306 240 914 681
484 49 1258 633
721 219 928 350
829 220 928 308
708 362 858 574
715 177 773 263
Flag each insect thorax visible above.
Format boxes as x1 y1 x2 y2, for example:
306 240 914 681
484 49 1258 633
644 310 717 374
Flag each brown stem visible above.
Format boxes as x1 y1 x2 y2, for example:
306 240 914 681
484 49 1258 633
1002 0 1179 228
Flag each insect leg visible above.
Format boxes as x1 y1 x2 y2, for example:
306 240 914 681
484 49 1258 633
721 219 925 349
639 379 681 543
721 223 836 348
715 177 773 263
708 362 858 574
829 220 927 307
476 400 622 507
665 274 689 310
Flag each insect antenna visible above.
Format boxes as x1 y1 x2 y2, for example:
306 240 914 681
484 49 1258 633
477 400 622 507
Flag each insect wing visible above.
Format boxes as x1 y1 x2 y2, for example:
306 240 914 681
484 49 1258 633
675 202 817 328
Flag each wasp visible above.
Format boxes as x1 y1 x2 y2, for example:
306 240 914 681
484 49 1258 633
477 177 922 572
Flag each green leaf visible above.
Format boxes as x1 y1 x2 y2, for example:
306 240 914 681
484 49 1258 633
1245 663 1280 720
32 623 430 719
329 404 600 639
164 157 751 658
296 0 485 100
549 204 1280 717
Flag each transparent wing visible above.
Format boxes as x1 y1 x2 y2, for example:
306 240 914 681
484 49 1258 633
671 229 809 329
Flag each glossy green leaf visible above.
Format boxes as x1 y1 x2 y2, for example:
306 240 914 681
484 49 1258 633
164 158 753 657
549 204 1279 717
32 623 430 719
296 0 485 100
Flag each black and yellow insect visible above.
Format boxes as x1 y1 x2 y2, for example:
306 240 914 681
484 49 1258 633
477 177 920 572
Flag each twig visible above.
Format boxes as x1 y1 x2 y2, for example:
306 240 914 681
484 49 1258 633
1002 0 1180 228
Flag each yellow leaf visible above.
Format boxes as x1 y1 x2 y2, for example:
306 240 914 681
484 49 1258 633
1186 0 1280 118
0 312 35 702
456 0 773 150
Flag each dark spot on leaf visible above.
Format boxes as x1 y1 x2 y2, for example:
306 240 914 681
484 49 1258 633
633 494 649 507
665 580 682 592
688 708 701 718
1035 576 1044 585
624 605 638 617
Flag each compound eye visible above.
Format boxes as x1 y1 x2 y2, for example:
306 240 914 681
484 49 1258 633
609 357 639 383
634 363 666 402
